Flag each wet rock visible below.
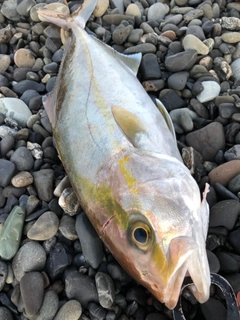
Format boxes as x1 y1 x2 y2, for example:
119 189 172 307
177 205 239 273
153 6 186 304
95 271 115 308
209 200 240 230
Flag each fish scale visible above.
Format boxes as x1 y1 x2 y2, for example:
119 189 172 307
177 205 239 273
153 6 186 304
38 0 211 309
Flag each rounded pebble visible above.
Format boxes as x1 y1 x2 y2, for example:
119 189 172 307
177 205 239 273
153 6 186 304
27 211 59 240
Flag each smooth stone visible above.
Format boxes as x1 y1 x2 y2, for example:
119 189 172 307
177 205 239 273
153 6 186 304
1 0 21 21
126 4 141 18
46 242 72 280
27 211 59 240
224 145 240 161
186 24 206 41
20 272 44 317
88 302 107 320
140 53 161 80
10 146 34 171
59 215 78 240
170 108 197 132
0 261 7 290
228 174 240 194
107 262 131 285
142 79 165 92
0 206 25 260
128 29 144 43
221 32 240 43
11 171 33 187
186 122 225 161
209 200 240 230
218 103 239 119
183 9 204 23
12 241 46 281
182 34 209 55
95 272 115 308
14 48 35 68
228 230 240 255
0 55 11 73
16 0 36 16
0 159 15 187
167 71 189 91
12 80 45 95
65 270 98 308
54 176 71 197
231 58 240 82
33 169 54 202
124 43 156 54
224 273 240 294
207 250 220 273
147 3 166 22
75 213 103 269
161 90 186 111
54 300 82 320
216 251 239 273
34 290 59 320
0 307 14 320
165 50 198 72
209 160 240 186
214 183 239 201
196 81 221 103
113 24 133 45
0 98 32 127
103 14 134 25
190 98 209 118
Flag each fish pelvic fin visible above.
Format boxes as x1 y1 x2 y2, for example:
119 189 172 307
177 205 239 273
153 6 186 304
155 99 176 139
38 0 98 29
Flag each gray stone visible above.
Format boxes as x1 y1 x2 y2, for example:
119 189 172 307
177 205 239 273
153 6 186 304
1 0 21 21
228 174 240 194
12 241 46 281
165 50 198 72
34 290 59 320
65 270 98 308
59 215 78 240
112 24 133 45
0 307 13 320
167 71 189 91
33 169 54 202
54 300 82 320
20 272 44 317
10 146 34 171
95 272 115 308
27 211 59 240
147 3 166 22
0 261 7 291
140 53 161 80
224 145 240 161
186 122 225 161
75 213 103 269
0 159 15 187
124 43 156 54
12 80 45 95
0 98 32 127
209 200 240 230
0 55 11 73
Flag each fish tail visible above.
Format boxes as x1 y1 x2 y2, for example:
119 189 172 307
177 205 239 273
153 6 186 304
37 0 98 29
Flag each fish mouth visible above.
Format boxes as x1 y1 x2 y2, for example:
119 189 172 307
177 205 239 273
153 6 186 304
149 236 211 309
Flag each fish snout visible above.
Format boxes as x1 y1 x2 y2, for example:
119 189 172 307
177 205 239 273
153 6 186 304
151 236 210 309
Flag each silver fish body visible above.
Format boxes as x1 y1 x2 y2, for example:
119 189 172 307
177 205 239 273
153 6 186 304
38 0 210 309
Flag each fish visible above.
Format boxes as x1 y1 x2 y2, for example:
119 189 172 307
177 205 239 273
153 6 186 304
38 0 211 309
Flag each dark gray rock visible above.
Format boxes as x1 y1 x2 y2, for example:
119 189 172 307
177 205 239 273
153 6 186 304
107 262 131 285
140 53 161 80
214 183 239 201
0 261 7 291
216 251 239 273
0 159 16 187
209 200 240 230
75 213 103 269
12 80 45 95
224 145 240 161
228 174 240 194
65 270 98 308
20 272 44 317
186 122 225 161
33 169 54 202
10 146 34 171
200 298 227 320
165 50 198 72
88 302 107 320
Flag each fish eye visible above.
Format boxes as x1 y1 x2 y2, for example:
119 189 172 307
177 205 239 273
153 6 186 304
130 222 152 251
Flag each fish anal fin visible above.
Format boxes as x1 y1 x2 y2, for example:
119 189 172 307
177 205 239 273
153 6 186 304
155 99 176 139
112 105 147 147
117 52 142 76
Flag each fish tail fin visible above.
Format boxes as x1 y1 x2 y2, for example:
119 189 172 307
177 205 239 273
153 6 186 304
37 0 98 29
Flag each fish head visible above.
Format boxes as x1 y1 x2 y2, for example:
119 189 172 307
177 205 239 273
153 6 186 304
98 150 210 309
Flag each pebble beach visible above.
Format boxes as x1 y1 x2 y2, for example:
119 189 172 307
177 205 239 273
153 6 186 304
1 0 240 319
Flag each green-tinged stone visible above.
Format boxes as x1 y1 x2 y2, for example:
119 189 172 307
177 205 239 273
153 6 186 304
0 206 25 260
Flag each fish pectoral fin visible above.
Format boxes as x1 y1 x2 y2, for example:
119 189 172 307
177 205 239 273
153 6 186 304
42 93 56 128
155 99 176 139
111 105 148 148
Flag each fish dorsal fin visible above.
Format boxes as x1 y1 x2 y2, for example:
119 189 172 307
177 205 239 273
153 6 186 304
112 105 147 147
155 99 176 139
72 0 98 28
94 37 142 76
117 52 142 76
